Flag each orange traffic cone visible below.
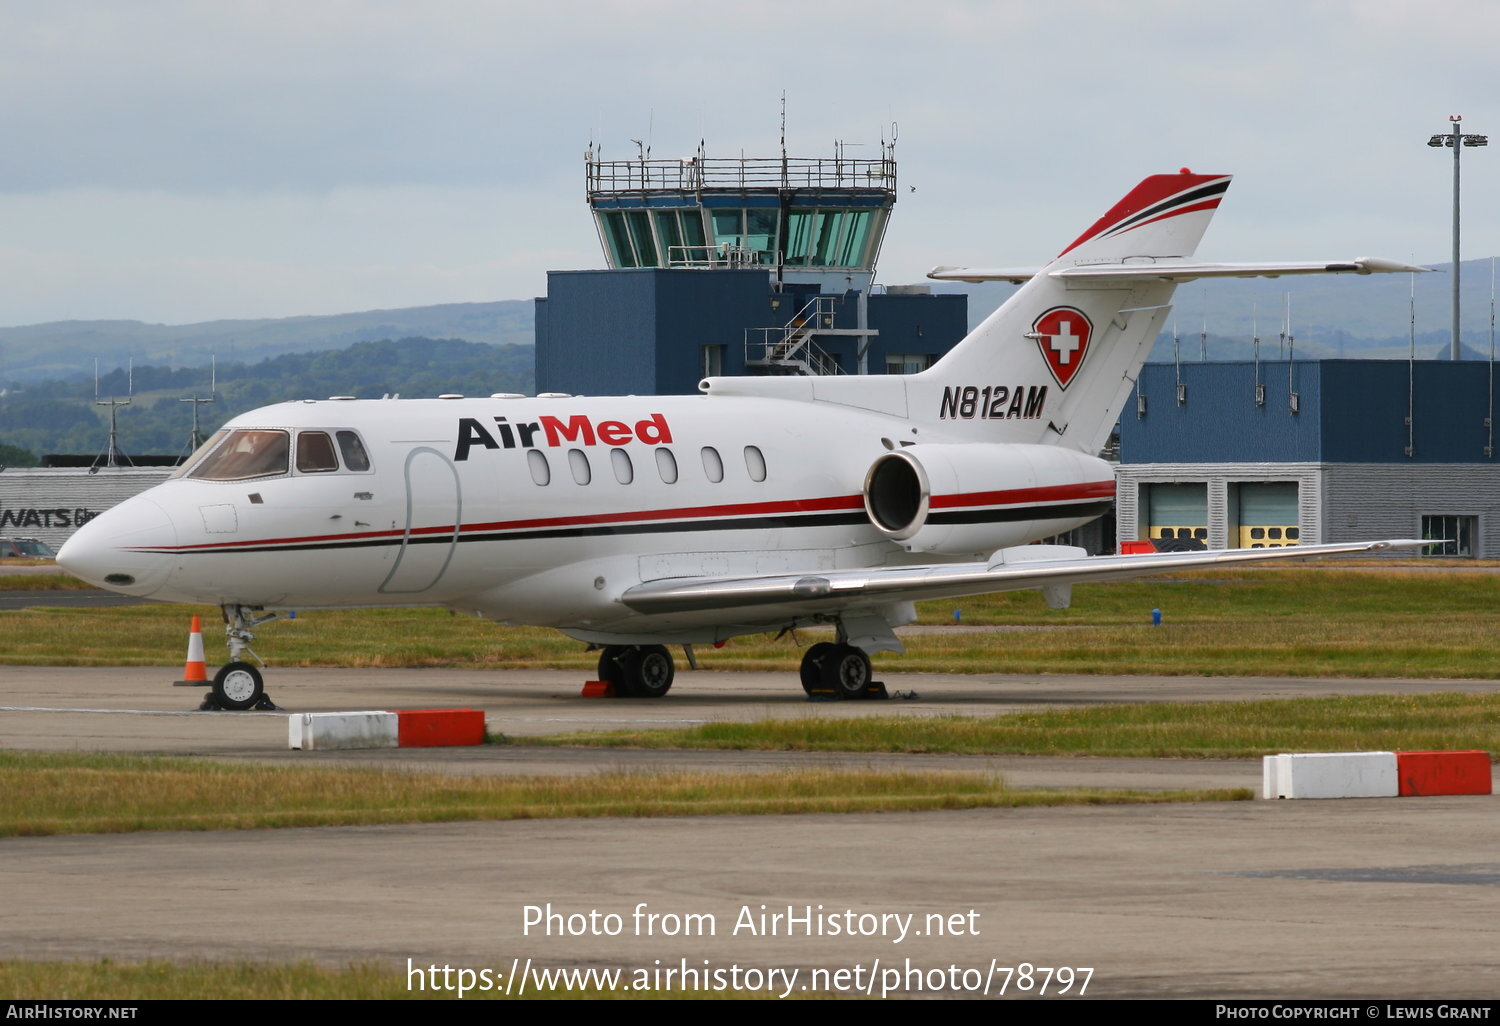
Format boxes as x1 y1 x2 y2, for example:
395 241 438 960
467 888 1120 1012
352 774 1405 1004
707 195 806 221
175 615 208 686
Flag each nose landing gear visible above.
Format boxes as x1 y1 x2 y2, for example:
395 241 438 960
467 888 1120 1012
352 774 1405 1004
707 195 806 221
200 605 281 711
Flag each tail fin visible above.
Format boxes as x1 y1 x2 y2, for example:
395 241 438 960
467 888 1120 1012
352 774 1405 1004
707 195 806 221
910 172 1231 453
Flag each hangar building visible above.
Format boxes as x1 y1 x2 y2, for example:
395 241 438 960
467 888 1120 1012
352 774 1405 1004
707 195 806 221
1116 359 1498 556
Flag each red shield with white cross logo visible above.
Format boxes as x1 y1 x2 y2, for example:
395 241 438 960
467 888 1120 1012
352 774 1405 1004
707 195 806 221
1032 306 1092 389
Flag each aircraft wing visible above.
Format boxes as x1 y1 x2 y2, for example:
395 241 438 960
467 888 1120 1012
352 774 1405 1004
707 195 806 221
620 539 1425 616
927 257 1428 284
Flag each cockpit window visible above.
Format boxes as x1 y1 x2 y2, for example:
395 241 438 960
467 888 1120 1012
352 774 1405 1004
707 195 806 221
187 429 290 481
170 429 230 479
336 430 371 472
296 431 339 473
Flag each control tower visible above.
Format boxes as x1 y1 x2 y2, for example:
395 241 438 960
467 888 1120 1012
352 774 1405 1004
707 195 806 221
535 138 966 396
585 142 896 295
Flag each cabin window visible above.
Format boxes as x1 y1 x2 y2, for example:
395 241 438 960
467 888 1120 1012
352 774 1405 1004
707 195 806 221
527 449 551 486
336 430 371 471
610 448 634 484
296 431 339 473
187 429 290 481
743 445 767 482
655 447 678 484
568 448 592 485
701 446 724 483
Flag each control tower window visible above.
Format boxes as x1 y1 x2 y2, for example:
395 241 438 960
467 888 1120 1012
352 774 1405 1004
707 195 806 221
745 209 777 263
837 211 872 266
712 210 742 249
601 212 636 268
654 212 683 263
625 211 657 266
811 211 842 266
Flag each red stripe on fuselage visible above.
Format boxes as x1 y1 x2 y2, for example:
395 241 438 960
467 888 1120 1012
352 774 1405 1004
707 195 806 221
928 479 1115 510
124 482 1113 555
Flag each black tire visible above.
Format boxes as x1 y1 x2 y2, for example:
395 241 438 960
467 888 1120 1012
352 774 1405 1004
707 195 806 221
619 645 675 698
820 644 872 699
799 642 838 694
596 645 628 686
212 661 264 711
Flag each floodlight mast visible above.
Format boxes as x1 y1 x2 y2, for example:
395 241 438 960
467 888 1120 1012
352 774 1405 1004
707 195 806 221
1428 116 1488 361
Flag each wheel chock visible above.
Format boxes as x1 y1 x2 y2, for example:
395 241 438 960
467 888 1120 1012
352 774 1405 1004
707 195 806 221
581 680 615 698
804 682 889 702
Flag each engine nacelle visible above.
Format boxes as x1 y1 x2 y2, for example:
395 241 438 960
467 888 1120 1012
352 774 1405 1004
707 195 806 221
862 443 1115 555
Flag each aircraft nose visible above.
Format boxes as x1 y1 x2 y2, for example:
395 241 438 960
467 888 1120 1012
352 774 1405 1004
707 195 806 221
57 495 178 598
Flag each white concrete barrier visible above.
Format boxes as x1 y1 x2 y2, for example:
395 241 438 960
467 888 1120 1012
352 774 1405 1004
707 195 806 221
1262 752 1398 799
288 711 399 751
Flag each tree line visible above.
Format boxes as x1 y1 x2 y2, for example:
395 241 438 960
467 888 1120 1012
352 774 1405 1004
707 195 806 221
0 337 534 463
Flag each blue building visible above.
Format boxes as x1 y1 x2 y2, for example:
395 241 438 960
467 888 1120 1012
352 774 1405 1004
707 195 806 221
535 144 967 395
1116 360 1500 556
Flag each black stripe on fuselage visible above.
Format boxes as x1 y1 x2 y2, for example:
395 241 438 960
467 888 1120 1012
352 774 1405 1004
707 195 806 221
137 500 1107 556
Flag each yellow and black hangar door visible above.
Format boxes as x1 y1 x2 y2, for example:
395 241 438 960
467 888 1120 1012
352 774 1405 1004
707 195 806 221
1236 481 1299 548
1146 483 1207 550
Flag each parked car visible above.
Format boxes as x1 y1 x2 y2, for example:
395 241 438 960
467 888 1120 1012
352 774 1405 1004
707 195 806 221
0 539 23 558
15 538 56 559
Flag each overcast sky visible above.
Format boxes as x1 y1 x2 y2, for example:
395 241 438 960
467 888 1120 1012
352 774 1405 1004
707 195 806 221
0 0 1495 326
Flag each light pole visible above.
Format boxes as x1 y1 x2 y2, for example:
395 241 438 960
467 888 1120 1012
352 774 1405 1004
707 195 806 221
1428 115 1488 361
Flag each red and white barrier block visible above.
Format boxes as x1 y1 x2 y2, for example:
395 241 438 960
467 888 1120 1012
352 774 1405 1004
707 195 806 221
1263 750 1492 799
289 709 487 751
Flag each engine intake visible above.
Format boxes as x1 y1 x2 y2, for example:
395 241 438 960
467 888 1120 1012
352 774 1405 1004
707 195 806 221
862 443 1114 555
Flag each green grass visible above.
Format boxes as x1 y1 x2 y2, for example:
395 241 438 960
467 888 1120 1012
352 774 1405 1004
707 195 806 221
4 566 1498 677
519 693 1500 760
0 570 86 589
0 751 1247 837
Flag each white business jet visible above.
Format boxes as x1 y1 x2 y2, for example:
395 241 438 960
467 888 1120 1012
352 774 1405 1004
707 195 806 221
58 171 1424 709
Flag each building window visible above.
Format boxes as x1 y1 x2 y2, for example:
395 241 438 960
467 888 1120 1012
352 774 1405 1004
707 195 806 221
701 345 726 378
885 353 933 375
1422 514 1476 557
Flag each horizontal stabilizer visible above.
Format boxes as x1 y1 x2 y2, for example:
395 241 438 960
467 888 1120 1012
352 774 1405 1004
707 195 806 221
928 257 1429 284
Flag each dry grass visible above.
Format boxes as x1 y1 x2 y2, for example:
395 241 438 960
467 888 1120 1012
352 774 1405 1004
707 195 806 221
0 751 1247 837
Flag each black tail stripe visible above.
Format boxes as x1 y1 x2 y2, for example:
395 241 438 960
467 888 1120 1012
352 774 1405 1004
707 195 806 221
1103 180 1229 238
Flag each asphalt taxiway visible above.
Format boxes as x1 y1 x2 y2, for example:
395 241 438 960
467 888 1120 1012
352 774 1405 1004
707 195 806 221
2 665 1498 999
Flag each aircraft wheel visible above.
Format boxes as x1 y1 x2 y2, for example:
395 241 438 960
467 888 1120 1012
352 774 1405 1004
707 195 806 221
619 645 675 698
799 642 837 694
212 661 265 712
820 644 872 699
596 645 628 687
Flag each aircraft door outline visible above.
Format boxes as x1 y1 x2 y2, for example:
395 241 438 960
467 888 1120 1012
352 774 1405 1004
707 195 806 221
379 446 460 594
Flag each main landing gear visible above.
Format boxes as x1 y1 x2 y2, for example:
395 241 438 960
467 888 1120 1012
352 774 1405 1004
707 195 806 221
201 605 281 711
597 644 676 698
798 642 879 699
